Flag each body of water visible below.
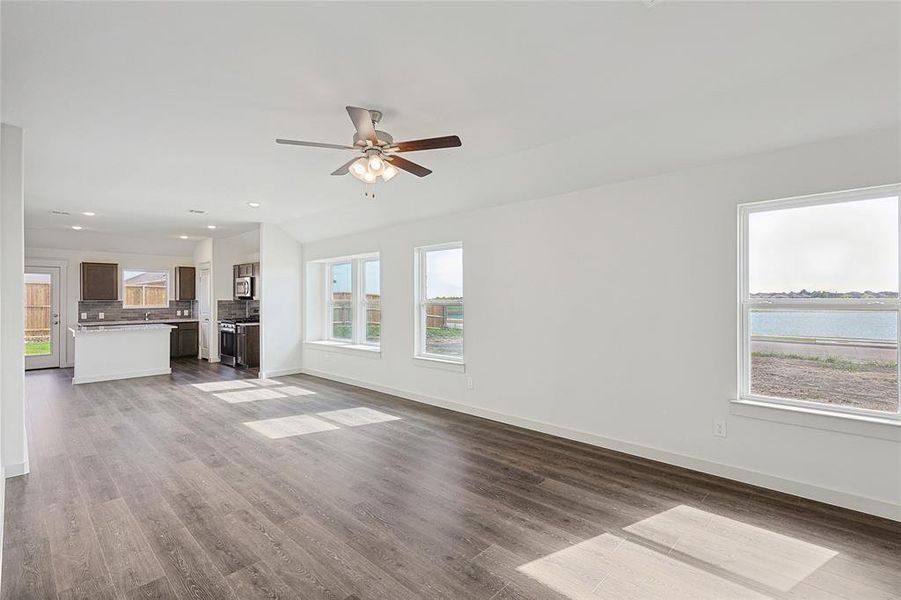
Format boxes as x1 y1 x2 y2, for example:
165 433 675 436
751 310 897 341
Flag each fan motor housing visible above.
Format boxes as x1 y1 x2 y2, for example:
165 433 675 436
353 130 393 147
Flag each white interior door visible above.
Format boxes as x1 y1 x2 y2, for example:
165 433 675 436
25 266 61 370
199 266 211 359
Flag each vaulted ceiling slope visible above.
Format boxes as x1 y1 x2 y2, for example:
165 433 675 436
3 1 898 248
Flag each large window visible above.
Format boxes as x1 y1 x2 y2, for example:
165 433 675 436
123 269 169 308
416 243 463 361
325 256 380 346
739 186 899 416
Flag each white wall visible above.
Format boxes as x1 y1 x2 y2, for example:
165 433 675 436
301 127 901 520
2 124 28 488
260 223 303 378
23 248 193 368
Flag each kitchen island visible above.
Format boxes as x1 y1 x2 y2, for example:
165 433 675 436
69 323 175 384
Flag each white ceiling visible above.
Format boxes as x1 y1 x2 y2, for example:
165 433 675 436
3 1 898 250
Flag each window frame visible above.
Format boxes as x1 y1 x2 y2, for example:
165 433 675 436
414 242 464 364
323 255 379 347
737 184 900 420
121 267 170 309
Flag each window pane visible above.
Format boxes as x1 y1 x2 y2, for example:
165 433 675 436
749 196 898 298
424 302 464 357
423 247 463 358
330 262 352 340
425 248 463 301
24 273 52 356
364 260 380 344
750 309 898 412
123 270 168 307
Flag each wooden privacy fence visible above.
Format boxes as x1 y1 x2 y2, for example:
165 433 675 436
125 285 167 307
426 303 464 329
25 282 51 340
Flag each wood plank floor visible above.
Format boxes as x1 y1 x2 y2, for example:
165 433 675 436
3 359 899 599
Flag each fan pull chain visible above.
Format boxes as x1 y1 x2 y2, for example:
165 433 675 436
362 183 376 199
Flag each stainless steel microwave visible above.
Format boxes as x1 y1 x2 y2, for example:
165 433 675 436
234 276 253 299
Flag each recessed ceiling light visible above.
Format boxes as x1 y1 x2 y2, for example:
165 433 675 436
82 211 96 216
179 235 189 240
247 202 261 208
207 225 217 229
71 225 83 230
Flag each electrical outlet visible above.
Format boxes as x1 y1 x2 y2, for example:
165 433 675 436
176 310 182 316
98 312 105 319
713 419 727 438
81 312 87 320
466 376 474 390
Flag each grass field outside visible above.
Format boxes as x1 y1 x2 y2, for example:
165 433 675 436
331 324 463 341
25 340 51 355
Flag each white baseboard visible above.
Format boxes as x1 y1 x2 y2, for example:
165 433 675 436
73 367 171 385
301 368 900 522
3 461 29 478
260 366 304 379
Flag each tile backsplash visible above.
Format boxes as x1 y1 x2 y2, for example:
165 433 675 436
78 300 195 322
217 299 260 320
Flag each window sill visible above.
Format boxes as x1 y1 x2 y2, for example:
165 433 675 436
730 397 901 442
412 355 466 372
304 340 381 358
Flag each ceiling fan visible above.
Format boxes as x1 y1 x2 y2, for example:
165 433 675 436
276 106 462 185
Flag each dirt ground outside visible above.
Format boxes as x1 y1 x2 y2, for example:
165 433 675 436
751 355 898 412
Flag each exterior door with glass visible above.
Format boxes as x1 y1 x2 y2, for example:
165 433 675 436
25 266 61 370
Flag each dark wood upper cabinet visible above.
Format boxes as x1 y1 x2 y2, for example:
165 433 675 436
80 262 118 301
175 266 196 301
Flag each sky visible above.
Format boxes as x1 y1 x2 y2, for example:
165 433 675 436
331 249 463 298
426 248 463 298
749 195 898 293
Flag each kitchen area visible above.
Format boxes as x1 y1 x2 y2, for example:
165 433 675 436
69 257 263 384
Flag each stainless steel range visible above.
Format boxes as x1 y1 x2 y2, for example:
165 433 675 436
219 318 259 367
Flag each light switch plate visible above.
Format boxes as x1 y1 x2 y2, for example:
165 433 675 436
98 312 105 319
466 376 474 390
81 312 87 320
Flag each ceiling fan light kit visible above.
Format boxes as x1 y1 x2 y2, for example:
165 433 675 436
276 106 462 195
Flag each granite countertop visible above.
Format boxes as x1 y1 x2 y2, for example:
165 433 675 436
70 323 176 336
78 318 199 326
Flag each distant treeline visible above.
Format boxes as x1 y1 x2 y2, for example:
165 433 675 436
752 290 897 299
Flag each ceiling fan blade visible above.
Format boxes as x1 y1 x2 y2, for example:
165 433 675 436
330 157 359 176
388 155 432 177
346 106 378 143
394 135 462 153
276 139 354 150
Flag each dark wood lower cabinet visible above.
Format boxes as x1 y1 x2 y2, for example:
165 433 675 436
168 322 199 358
235 324 259 368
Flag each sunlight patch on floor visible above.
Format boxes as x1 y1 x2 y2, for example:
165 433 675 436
243 414 340 438
250 378 284 387
623 505 837 591
517 505 839 599
274 385 317 397
318 407 400 426
214 388 288 404
192 380 257 392
518 532 772 600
